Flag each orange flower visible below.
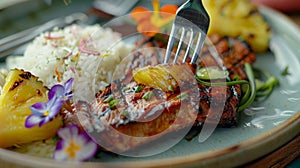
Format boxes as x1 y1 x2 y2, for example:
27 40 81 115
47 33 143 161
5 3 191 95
130 0 178 37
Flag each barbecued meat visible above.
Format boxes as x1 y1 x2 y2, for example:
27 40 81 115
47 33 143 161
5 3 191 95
200 34 256 79
62 63 200 152
197 83 241 127
62 34 255 152
94 81 198 135
83 64 240 152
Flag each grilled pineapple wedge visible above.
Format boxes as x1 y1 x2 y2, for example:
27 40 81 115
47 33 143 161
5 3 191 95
203 0 271 53
132 64 194 92
0 69 62 148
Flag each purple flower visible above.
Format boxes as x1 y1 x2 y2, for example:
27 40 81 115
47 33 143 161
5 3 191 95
54 125 98 161
25 96 63 128
25 78 74 128
50 78 74 101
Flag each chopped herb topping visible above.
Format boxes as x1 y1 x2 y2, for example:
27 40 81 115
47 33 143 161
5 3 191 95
121 110 128 116
103 95 114 103
109 99 120 109
177 93 189 100
196 67 229 80
142 91 153 101
168 85 173 92
135 86 145 93
281 66 290 76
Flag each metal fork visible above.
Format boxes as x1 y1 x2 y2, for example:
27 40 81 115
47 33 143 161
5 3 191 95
164 0 210 64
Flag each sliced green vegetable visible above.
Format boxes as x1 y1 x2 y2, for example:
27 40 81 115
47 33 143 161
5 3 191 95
121 110 128 116
109 99 120 109
142 91 153 101
195 77 248 86
196 66 229 80
177 93 189 100
135 86 145 93
103 95 114 103
281 66 290 76
237 63 256 112
253 68 279 101
195 63 279 112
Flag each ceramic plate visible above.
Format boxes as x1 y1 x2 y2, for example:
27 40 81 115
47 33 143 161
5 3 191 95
0 6 299 168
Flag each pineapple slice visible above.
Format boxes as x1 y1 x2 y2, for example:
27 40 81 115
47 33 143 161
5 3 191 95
203 0 271 53
133 65 174 91
132 64 194 92
0 69 62 148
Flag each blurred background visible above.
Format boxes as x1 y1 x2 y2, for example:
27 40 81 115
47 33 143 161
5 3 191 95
0 0 187 39
0 0 299 39
0 0 94 39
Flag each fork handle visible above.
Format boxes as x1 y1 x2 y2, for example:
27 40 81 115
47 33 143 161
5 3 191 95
189 0 206 13
185 0 210 32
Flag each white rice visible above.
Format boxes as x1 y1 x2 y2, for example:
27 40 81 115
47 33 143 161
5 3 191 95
6 24 133 102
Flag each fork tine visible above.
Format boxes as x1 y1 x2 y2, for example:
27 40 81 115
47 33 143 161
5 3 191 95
190 32 206 64
173 27 187 64
182 29 195 63
164 0 209 64
164 25 178 64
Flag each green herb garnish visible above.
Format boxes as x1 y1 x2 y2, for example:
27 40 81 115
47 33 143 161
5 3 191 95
195 63 279 112
103 95 114 103
177 93 189 100
196 67 229 80
142 91 153 101
237 63 256 112
121 110 128 116
253 67 279 101
109 99 120 109
135 86 145 93
281 66 290 76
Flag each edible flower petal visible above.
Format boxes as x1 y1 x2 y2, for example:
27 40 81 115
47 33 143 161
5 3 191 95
54 125 97 161
50 78 74 101
25 78 74 128
25 97 63 128
62 78 74 101
130 0 178 37
48 85 64 101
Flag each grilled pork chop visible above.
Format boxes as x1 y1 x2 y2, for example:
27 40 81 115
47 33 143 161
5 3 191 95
62 34 255 153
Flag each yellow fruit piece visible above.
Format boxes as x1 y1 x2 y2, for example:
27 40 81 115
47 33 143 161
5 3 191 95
203 0 271 53
132 64 194 92
0 69 62 148
133 65 174 91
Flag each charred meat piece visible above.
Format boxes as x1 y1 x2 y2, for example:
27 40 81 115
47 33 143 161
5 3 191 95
133 34 256 80
197 83 241 127
62 34 254 152
200 34 256 79
83 63 240 152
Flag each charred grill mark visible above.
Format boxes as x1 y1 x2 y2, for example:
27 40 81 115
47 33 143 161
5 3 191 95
19 72 32 79
10 79 24 91
196 81 241 127
96 84 111 101
36 89 43 96
201 34 256 79
249 9 259 15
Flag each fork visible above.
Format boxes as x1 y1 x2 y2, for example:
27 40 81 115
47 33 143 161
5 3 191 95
164 0 210 64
